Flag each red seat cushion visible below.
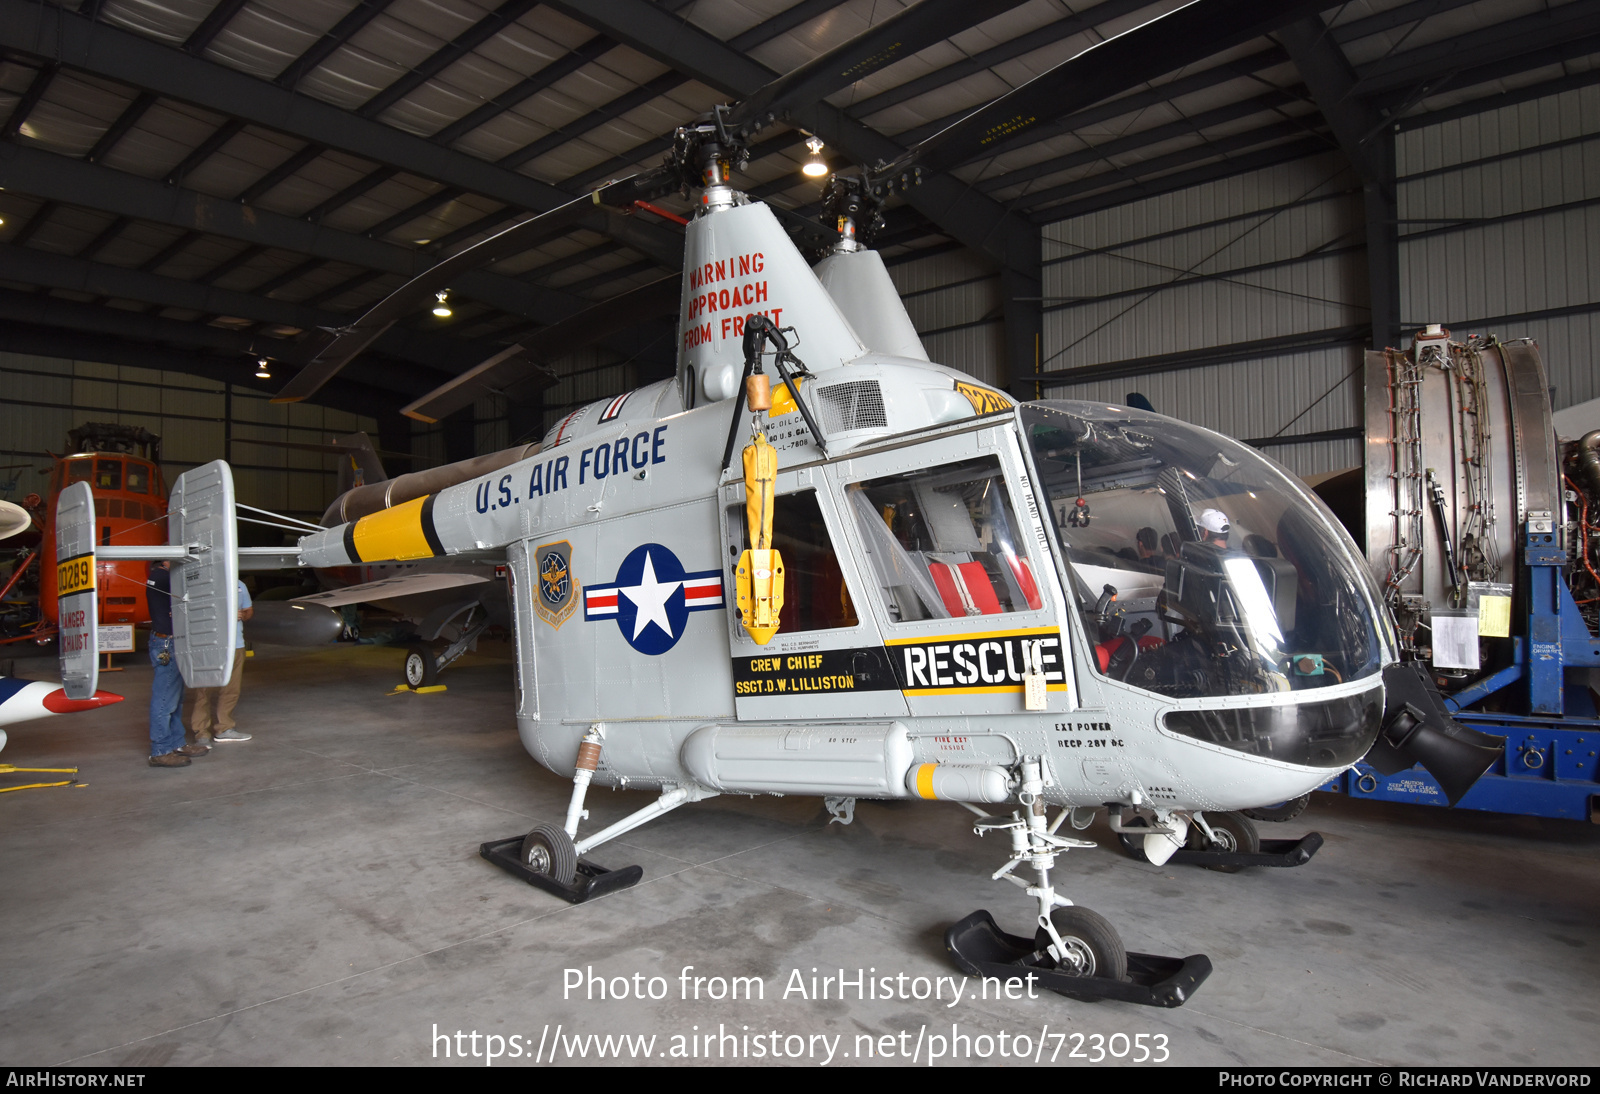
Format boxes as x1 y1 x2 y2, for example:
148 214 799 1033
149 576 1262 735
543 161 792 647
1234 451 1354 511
928 563 966 615
955 561 1002 614
1006 554 1042 611
1095 636 1128 673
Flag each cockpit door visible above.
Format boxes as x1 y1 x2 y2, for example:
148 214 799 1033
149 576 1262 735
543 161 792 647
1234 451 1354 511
719 465 908 721
824 420 1076 717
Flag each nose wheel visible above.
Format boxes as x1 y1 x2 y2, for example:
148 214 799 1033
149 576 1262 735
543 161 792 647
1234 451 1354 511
1242 794 1310 823
943 761 1213 1006
1034 907 1127 981
1115 807 1322 871
1188 811 1259 872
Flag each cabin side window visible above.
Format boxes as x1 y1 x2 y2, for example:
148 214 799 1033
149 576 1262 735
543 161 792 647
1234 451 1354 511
725 489 857 632
845 456 1042 624
65 460 92 485
125 462 150 494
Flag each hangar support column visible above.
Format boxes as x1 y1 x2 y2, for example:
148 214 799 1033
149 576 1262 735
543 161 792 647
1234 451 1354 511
1279 15 1401 351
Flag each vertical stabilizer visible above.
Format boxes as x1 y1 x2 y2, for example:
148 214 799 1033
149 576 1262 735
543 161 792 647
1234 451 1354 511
814 248 929 362
678 201 865 406
168 461 239 688
333 432 387 494
55 482 98 700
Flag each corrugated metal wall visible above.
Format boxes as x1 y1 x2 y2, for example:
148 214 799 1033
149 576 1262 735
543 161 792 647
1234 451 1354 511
0 351 376 518
1037 82 1600 477
1040 151 1369 477
1051 346 1366 474
537 347 634 436
1398 83 1600 413
886 249 1005 389
473 394 511 453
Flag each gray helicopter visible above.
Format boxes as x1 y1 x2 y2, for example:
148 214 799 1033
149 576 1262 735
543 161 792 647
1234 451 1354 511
53 0 1503 1006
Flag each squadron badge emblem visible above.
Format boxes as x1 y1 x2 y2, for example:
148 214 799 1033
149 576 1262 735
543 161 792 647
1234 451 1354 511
533 540 578 628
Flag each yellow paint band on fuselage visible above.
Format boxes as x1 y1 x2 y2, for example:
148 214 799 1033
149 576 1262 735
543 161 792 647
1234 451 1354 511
915 764 937 799
351 496 435 562
903 683 1069 696
883 625 1060 646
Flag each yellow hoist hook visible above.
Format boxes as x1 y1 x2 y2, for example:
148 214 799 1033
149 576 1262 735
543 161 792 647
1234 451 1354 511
736 376 784 644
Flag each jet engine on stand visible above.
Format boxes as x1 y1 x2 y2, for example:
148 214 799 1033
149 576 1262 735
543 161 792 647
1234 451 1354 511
1316 325 1600 818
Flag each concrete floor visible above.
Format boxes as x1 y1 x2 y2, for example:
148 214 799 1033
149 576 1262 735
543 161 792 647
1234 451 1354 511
2 639 1598 1067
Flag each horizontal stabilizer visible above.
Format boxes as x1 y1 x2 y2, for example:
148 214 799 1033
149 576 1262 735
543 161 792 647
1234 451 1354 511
292 572 489 608
239 547 306 572
0 677 122 730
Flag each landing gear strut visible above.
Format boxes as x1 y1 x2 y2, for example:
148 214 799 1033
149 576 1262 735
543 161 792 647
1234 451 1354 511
400 607 489 689
481 725 715 903
943 761 1213 1007
1114 807 1323 871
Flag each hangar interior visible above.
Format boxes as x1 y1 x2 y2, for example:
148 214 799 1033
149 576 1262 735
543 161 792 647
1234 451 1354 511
3 0 1600 1067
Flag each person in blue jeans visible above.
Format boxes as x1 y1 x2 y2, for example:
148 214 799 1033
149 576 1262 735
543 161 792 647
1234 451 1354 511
189 579 253 744
146 561 207 768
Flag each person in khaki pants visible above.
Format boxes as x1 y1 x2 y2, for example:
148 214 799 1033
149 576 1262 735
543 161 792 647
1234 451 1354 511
190 579 254 745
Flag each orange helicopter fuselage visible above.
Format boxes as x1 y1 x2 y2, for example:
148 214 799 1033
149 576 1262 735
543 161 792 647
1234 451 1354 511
40 453 167 627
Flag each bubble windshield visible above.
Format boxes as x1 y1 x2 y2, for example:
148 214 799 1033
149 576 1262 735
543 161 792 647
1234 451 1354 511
1021 402 1389 701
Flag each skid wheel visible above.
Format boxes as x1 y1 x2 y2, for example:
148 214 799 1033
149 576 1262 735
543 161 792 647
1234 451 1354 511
404 644 439 688
1190 811 1259 872
1035 907 1128 981
1243 794 1310 823
520 823 577 886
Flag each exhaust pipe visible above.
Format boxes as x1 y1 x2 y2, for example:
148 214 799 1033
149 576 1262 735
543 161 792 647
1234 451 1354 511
1365 661 1503 804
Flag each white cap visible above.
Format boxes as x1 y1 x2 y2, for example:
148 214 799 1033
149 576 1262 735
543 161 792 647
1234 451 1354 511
1197 508 1230 535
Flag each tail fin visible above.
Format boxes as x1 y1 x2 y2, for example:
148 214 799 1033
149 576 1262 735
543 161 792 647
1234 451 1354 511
332 432 387 494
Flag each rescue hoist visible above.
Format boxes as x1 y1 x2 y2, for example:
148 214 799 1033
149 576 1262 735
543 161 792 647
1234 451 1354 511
723 314 830 645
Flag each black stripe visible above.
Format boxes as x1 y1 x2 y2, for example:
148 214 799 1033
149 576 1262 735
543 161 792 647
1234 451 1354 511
419 495 445 557
342 522 359 564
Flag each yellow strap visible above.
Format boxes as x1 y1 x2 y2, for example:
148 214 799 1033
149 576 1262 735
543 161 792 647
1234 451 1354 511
743 433 777 551
0 781 75 793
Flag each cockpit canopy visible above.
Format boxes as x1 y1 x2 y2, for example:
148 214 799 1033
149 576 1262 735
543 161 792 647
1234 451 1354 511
1021 401 1392 707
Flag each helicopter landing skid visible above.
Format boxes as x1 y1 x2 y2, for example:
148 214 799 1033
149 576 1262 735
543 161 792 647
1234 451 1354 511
478 835 643 904
1166 832 1323 869
944 910 1212 1008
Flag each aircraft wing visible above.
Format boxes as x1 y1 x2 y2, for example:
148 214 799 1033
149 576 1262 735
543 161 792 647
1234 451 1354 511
291 573 489 608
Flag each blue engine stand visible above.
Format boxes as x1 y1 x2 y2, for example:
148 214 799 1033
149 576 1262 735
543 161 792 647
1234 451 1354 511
1325 523 1600 821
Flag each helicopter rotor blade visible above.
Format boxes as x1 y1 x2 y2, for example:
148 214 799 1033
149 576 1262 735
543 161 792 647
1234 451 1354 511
726 0 1030 136
400 275 681 424
226 437 424 462
272 167 681 405
894 0 1331 179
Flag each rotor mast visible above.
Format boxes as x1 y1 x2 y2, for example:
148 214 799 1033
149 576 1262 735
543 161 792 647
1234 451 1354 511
676 106 750 214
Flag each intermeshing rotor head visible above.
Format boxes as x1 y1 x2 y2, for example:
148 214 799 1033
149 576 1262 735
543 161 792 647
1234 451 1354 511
670 108 752 210
821 174 884 252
